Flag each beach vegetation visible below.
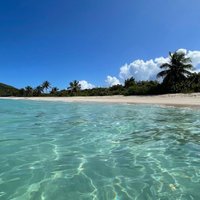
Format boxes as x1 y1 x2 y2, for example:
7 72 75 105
67 80 81 95
1 51 200 97
42 81 51 93
157 51 193 92
0 83 19 96
33 86 43 96
24 86 33 96
50 87 59 95
124 77 136 88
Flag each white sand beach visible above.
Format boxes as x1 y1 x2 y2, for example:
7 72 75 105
1 93 200 107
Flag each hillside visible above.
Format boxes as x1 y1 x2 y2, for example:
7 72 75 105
0 83 19 96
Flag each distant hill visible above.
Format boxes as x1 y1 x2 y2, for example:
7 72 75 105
0 83 19 96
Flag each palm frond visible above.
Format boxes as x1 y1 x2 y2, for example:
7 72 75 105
181 64 193 69
182 70 192 76
181 57 192 64
157 70 169 78
160 63 172 69
169 52 173 58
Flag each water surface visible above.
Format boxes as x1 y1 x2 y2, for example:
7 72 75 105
0 100 200 200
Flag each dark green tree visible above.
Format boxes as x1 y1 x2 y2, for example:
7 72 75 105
50 87 59 95
157 51 193 89
18 88 25 96
25 86 33 96
68 80 81 93
42 81 51 93
124 77 136 88
33 86 43 96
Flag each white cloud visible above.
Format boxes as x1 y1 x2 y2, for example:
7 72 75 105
115 49 200 82
79 80 95 90
105 76 121 86
119 59 161 81
177 48 187 54
154 57 169 65
187 50 200 71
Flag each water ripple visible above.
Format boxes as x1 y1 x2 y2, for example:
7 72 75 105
0 100 200 199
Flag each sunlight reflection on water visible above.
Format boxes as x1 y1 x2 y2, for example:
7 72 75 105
0 100 200 200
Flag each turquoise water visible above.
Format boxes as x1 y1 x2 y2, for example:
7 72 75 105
0 100 200 200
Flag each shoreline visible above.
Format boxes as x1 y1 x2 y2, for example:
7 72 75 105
1 93 200 107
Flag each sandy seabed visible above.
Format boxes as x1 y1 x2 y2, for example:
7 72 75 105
1 93 200 107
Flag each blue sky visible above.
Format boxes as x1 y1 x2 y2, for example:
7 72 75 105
0 0 200 89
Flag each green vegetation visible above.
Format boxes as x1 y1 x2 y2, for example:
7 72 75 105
157 51 193 92
0 83 19 96
42 81 51 93
1 50 200 97
50 87 59 95
67 80 81 95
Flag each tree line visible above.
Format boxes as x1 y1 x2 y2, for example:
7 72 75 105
2 50 200 97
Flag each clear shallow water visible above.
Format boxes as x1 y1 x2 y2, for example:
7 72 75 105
0 100 200 200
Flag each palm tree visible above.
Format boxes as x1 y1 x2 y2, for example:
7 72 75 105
25 86 33 96
34 86 43 96
50 87 59 95
42 81 51 93
157 51 193 87
68 80 81 93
